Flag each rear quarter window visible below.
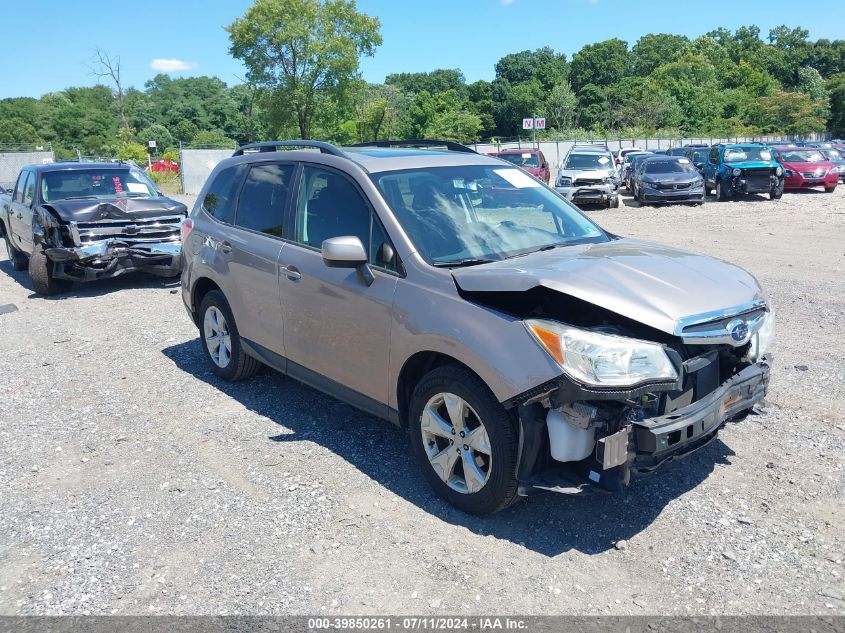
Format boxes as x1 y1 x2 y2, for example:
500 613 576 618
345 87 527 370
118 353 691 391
202 164 247 224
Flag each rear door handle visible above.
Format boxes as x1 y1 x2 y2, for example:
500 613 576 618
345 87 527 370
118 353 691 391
218 240 233 254
280 264 301 280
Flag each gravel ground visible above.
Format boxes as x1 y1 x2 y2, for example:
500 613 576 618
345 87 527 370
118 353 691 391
0 187 843 616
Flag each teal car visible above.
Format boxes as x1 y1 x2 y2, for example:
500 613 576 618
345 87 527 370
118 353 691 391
702 143 785 201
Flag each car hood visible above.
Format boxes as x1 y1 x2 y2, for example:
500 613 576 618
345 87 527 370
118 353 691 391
42 197 188 223
559 168 614 179
451 238 763 336
724 161 776 170
778 160 835 172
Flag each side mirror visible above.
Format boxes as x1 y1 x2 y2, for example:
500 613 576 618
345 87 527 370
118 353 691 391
321 235 374 286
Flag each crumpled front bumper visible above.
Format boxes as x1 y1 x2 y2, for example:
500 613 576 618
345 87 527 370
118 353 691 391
44 240 182 281
516 357 771 497
640 185 705 203
555 184 618 205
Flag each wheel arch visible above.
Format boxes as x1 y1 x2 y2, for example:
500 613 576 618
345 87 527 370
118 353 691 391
396 351 499 429
191 277 222 327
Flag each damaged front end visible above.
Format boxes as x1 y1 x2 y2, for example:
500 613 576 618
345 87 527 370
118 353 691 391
453 250 775 497
35 198 186 282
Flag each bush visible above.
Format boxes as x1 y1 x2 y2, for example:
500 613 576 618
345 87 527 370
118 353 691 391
162 148 180 163
117 142 148 164
148 170 181 195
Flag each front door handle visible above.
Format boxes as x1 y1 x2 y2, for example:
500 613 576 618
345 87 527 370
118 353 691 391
16 213 23 220
218 240 233 254
280 264 301 280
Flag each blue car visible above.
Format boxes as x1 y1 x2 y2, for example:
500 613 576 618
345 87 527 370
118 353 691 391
702 143 785 201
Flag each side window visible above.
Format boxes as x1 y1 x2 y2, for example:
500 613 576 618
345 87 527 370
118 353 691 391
294 165 398 272
202 164 247 224
235 163 294 237
709 148 719 164
23 173 35 206
14 171 28 203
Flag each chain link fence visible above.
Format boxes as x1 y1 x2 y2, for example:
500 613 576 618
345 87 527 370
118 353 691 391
0 145 55 191
178 145 236 196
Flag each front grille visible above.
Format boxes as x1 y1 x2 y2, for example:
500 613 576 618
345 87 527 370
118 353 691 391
801 171 825 178
72 215 183 245
656 182 692 190
574 177 603 186
746 175 770 190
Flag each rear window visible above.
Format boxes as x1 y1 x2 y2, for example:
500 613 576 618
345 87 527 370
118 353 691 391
202 164 247 224
41 168 157 203
497 153 539 168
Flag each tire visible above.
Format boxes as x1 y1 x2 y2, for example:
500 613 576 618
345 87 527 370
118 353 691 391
716 179 728 201
608 194 620 208
770 190 783 200
632 185 640 201
198 289 261 381
28 243 72 295
3 231 28 271
825 185 837 193
704 183 713 196
408 365 519 515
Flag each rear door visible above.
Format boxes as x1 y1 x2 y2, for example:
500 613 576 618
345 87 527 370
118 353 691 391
9 170 34 253
278 163 400 413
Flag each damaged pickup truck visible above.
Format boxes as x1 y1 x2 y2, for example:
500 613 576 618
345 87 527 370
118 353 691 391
0 162 186 295
182 140 774 515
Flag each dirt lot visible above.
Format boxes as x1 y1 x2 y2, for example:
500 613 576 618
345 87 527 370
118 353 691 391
0 188 843 616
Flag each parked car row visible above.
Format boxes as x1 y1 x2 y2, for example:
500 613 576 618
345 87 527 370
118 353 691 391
0 138 777 515
547 140 842 208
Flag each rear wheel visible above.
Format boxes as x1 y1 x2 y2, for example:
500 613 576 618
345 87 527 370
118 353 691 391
199 290 261 381
28 243 72 295
408 365 519 515
3 231 28 271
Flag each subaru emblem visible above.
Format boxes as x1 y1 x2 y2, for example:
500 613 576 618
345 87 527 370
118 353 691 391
726 318 749 344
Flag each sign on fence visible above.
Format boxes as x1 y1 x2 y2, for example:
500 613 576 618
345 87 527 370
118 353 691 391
534 118 546 130
522 118 534 130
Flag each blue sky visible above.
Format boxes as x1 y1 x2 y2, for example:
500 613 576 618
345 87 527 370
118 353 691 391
1 0 840 99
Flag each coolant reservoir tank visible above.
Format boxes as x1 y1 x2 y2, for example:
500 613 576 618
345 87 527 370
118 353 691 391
547 409 596 462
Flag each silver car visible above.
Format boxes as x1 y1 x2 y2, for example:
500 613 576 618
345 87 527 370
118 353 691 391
180 139 774 515
555 146 620 208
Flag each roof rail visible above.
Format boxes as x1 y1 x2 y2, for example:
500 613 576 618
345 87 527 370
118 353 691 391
232 140 346 157
350 139 476 154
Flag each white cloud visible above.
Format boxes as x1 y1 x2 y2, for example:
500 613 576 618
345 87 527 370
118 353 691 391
149 58 198 73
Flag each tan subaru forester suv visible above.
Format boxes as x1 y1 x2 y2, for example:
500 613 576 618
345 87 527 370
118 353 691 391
180 140 774 514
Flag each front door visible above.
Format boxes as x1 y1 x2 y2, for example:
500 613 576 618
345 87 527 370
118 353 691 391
279 163 399 413
9 171 34 253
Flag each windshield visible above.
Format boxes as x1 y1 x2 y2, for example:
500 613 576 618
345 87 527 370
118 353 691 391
497 153 539 168
372 165 608 265
41 168 157 202
779 150 824 163
723 147 772 162
822 149 842 160
564 153 613 170
624 152 651 165
644 159 697 174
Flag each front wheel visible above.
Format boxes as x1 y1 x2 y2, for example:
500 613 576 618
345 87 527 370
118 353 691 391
3 231 28 271
716 179 729 201
825 185 837 193
28 243 72 295
408 365 519 515
770 189 783 200
198 290 261 381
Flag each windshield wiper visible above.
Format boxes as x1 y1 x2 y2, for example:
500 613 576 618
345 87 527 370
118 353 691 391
432 258 497 268
59 195 97 200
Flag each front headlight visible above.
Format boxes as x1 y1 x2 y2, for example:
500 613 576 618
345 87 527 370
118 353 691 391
749 307 775 361
732 168 742 177
775 166 783 176
525 320 678 387
558 176 572 187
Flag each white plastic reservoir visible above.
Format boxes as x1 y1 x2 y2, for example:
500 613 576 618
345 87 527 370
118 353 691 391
547 409 596 462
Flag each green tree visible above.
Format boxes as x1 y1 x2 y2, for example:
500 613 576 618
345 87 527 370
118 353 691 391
631 33 689 76
385 69 466 97
544 83 578 131
570 39 630 92
495 47 568 92
117 142 148 164
426 109 482 143
227 0 382 139
747 90 828 134
828 73 845 136
191 129 234 147
138 124 174 155
797 66 827 102
0 118 40 144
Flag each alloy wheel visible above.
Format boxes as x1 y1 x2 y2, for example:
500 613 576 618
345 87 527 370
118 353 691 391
420 393 492 494
203 306 232 368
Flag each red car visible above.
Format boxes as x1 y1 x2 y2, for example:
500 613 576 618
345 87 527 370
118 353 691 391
772 147 838 192
489 149 550 184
